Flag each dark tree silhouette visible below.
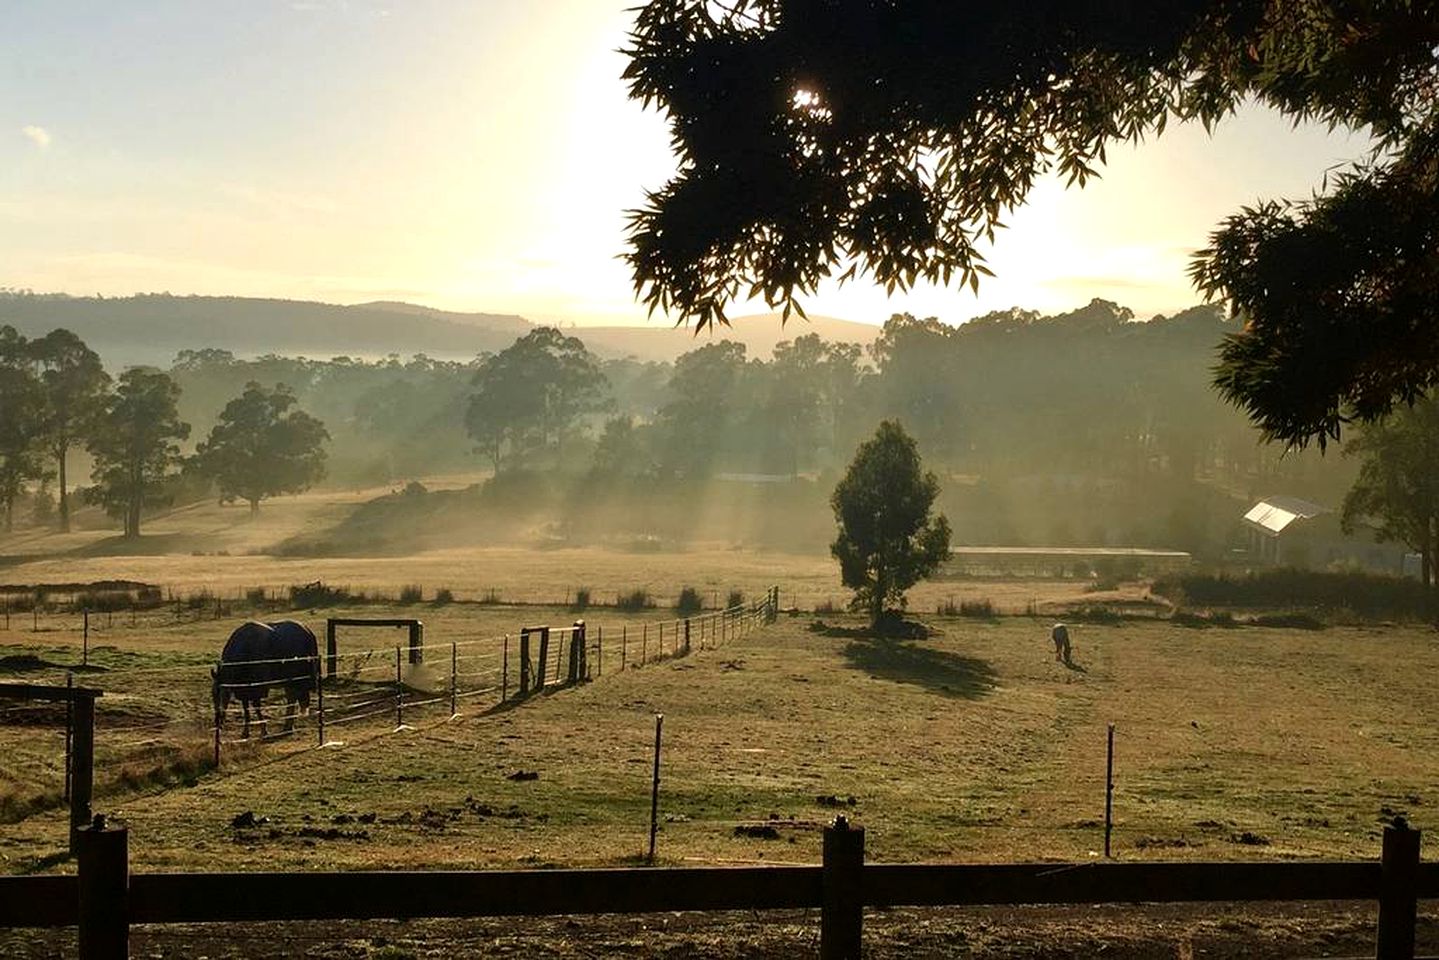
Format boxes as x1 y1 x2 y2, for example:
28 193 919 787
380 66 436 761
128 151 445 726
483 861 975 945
624 0 1439 447
466 327 609 472
0 327 46 532
195 382 330 516
831 420 951 628
86 369 190 539
30 328 110 531
1341 399 1439 595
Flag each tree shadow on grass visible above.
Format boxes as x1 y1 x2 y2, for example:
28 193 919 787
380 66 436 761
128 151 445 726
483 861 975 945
841 636 998 700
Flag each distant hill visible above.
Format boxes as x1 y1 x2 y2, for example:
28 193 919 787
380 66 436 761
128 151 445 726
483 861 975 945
0 293 879 368
576 312 881 362
0 293 532 368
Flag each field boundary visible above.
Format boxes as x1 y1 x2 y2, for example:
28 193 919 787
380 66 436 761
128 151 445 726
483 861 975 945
2 818 1434 959
0 588 782 833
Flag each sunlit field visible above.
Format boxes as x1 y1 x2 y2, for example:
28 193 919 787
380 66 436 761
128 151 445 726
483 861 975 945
4 492 1434 956
3 604 1434 875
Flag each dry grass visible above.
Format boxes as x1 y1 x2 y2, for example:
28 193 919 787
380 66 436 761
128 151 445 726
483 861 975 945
0 483 1141 614
2 609 1435 877
0 544 1131 614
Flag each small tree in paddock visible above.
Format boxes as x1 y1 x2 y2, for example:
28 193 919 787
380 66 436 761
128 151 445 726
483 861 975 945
195 382 329 516
831 420 951 629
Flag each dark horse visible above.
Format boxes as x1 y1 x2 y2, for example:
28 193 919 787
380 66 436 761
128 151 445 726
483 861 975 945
212 620 320 738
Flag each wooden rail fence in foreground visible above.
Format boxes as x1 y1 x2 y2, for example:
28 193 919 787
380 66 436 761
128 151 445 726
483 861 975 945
1 817 1434 959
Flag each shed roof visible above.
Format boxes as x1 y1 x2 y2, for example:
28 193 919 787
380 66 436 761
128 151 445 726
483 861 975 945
1243 496 1327 537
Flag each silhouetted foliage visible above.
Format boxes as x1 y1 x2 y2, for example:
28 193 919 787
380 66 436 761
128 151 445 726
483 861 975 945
831 420 951 626
85 368 190 539
466 327 609 472
624 0 1439 447
675 585 703 614
1153 569 1429 619
194 382 330 516
30 328 110 532
0 327 47 532
1340 398 1439 592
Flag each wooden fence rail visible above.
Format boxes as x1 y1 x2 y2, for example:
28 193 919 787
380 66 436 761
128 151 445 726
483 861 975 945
1 816 1432 959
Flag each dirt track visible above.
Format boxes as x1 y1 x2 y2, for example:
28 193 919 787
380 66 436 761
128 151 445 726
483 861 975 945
3 903 1435 958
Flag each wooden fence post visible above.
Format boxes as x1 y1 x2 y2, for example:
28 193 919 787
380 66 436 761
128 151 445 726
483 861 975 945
409 621 424 665
83 610 89 666
648 713 664 863
821 815 865 960
536 628 550 691
1105 723 1115 858
1377 817 1420 959
76 815 128 960
325 620 337 678
70 693 97 853
450 641 458 716
315 658 326 747
518 630 530 696
579 622 589 680
503 634 510 700
595 626 601 679
568 621 585 684
394 646 403 728
684 618 691 654
641 624 647 665
64 672 74 802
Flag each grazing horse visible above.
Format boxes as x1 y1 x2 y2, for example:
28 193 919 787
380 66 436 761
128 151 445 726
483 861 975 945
213 620 320 738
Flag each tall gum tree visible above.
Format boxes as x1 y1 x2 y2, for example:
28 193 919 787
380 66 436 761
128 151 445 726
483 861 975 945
466 328 609 473
0 327 45 532
195 382 330 516
30 328 111 532
86 368 189 539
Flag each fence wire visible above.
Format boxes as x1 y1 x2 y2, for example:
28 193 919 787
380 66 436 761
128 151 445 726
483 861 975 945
0 589 781 814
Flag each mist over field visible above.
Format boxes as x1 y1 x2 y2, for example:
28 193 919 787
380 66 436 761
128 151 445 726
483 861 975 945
6 1 1438 955
0 293 1368 572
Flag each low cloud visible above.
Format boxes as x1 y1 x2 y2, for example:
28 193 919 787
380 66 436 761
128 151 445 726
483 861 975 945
21 125 51 149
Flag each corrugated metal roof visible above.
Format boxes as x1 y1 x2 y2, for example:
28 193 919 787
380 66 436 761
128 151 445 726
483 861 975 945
1243 496 1327 537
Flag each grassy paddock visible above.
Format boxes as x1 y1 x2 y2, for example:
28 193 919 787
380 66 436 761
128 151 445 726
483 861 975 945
2 608 1435 876
0 543 1141 616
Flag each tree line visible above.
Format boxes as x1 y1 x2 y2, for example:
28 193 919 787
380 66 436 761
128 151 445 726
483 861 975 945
0 301 1400 559
0 327 328 537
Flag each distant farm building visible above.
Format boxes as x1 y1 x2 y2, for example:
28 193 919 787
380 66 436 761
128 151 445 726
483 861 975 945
941 546 1191 578
1241 495 1408 572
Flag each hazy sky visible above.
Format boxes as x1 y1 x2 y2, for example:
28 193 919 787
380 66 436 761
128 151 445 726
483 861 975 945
2 1 1372 328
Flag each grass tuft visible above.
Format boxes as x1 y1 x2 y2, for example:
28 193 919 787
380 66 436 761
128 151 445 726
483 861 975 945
675 586 703 615
616 589 651 612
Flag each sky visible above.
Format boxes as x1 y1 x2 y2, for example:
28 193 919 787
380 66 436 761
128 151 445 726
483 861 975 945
1 1 1374 329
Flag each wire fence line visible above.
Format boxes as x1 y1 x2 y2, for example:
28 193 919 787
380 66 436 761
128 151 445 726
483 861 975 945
0 587 782 817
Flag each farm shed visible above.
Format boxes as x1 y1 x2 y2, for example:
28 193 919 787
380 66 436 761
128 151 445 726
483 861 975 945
1242 495 1327 565
1242 495 1407 572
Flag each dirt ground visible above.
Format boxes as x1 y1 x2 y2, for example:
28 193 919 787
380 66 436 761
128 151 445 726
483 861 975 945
2 902 1435 958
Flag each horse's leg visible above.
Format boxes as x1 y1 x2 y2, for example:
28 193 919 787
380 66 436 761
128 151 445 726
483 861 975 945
284 692 296 732
256 700 268 738
241 701 250 739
